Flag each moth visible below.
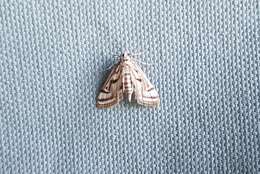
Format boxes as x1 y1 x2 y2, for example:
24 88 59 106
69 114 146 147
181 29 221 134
96 52 160 108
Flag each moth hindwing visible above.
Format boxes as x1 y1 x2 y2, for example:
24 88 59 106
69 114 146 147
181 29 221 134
96 52 160 108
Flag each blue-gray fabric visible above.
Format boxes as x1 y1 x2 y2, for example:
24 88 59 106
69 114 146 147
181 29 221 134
1 0 259 173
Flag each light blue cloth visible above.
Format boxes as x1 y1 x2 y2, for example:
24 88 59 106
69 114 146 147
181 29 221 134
1 0 259 173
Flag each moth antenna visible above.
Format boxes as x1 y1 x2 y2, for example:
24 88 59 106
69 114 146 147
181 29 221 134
101 63 115 72
132 58 153 66
112 54 121 58
129 51 152 66
130 51 143 56
100 52 122 72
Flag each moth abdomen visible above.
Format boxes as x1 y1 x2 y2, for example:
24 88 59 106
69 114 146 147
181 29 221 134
122 70 134 101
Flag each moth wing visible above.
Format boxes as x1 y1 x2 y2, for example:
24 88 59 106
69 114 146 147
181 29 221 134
130 61 160 107
96 63 123 108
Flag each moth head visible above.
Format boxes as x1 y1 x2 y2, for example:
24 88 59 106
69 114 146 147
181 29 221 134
121 51 131 62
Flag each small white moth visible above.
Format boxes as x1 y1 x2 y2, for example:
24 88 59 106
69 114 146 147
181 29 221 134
96 51 160 108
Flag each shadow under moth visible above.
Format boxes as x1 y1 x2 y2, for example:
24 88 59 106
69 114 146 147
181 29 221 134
96 51 160 108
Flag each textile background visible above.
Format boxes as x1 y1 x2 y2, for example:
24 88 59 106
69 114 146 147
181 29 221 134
1 0 259 173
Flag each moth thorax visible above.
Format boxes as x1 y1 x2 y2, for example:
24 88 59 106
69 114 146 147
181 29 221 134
123 70 133 102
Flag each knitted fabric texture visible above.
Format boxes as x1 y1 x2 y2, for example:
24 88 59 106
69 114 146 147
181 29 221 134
1 0 259 173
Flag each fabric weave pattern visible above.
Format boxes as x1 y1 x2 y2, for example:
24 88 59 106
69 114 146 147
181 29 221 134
0 0 259 173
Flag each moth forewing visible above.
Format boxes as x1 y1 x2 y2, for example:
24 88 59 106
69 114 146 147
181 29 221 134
96 64 123 108
130 61 160 107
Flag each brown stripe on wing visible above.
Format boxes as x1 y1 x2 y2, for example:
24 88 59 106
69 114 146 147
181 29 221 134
97 96 115 102
147 87 155 92
96 99 118 108
136 78 142 82
100 89 110 94
103 77 121 91
142 96 159 99
96 91 122 108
